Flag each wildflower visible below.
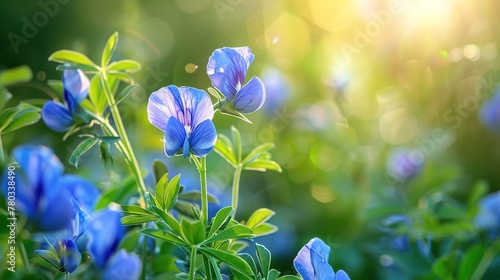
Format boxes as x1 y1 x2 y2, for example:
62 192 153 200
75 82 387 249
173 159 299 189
1 145 73 231
147 85 216 158
474 191 500 236
480 87 500 133
87 205 142 279
386 148 423 182
36 200 90 273
293 237 350 280
207 47 266 114
42 69 90 132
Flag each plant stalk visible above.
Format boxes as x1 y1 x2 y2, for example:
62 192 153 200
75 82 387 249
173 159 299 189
189 246 197 280
192 156 209 227
99 72 147 207
232 165 242 217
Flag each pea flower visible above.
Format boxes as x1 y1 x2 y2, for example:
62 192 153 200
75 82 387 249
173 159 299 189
207 47 266 114
474 191 500 236
42 69 90 132
35 200 90 273
293 238 350 280
1 145 73 231
480 86 500 133
147 85 216 158
87 205 142 279
386 148 423 182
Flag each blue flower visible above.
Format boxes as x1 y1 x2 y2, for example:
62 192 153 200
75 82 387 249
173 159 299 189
147 85 217 158
1 145 73 231
474 191 500 236
480 87 500 133
42 69 90 132
207 47 266 114
87 205 141 279
386 148 423 182
35 200 92 273
293 238 350 280
261 67 291 115
102 250 142 280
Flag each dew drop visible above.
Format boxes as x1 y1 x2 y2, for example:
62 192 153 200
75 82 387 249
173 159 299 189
218 67 225 73
185 63 198 74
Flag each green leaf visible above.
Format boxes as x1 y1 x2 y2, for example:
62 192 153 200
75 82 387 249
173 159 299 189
253 223 278 237
215 134 237 166
151 206 181 234
93 176 136 210
101 32 118 67
121 214 158 225
208 206 234 238
165 174 181 212
199 248 253 276
180 219 205 245
243 159 282 172
268 269 281 280
239 253 259 277
97 136 121 144
242 143 275 165
178 191 219 203
35 250 61 271
246 208 275 229
467 180 489 209
114 84 141 106
458 245 484 280
204 224 254 244
121 205 154 216
153 160 168 185
432 251 458 279
231 126 242 163
0 108 40 134
276 276 301 280
0 87 12 111
141 228 187 246
155 173 169 210
0 65 32 86
107 59 141 73
219 106 252 123
49 50 98 69
146 192 161 209
256 243 271 277
69 137 98 168
108 72 134 84
89 75 107 114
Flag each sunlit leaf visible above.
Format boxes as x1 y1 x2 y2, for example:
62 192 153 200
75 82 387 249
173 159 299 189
89 75 107 114
49 50 98 69
101 32 118 68
0 65 32 86
121 214 158 225
204 224 254 244
246 208 275 229
107 59 141 73
165 174 181 212
215 134 237 166
243 159 282 172
242 143 275 165
208 206 234 238
141 228 187 246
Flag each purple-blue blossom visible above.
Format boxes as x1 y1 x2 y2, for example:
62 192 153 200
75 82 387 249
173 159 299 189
87 205 142 279
42 69 90 132
479 86 500 133
386 148 423 182
207 47 266 114
1 145 74 231
147 85 216 158
474 191 500 236
293 237 350 280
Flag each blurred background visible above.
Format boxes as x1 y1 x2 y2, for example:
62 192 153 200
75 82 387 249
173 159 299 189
2 0 500 279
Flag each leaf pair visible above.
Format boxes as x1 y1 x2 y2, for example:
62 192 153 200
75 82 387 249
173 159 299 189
215 126 281 172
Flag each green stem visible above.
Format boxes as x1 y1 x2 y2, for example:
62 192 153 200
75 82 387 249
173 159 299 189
192 156 208 226
470 238 500 280
18 238 31 273
65 272 70 280
231 165 242 217
99 72 147 207
0 134 5 165
189 246 197 280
